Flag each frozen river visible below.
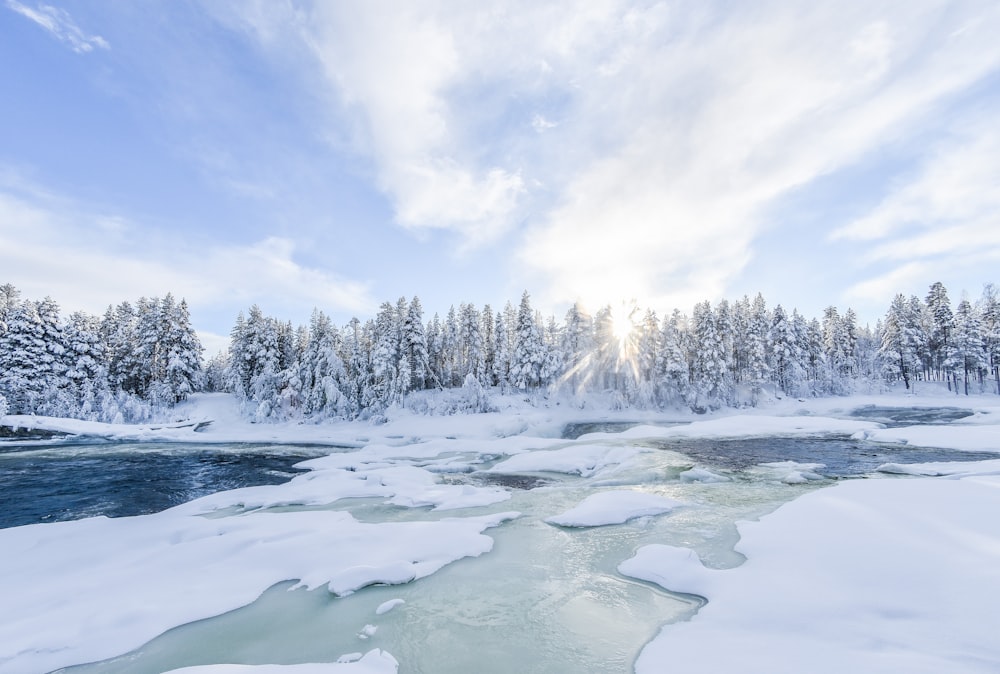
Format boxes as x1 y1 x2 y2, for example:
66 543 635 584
2 402 998 673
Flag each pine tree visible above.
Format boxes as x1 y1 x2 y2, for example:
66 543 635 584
746 293 770 394
370 301 403 409
442 306 460 388
402 297 430 391
492 310 511 392
541 314 564 389
978 284 1000 395
480 305 496 386
769 304 803 396
948 297 986 395
458 303 487 385
560 303 593 394
690 301 727 408
64 311 111 420
659 309 690 406
0 301 47 414
925 281 954 380
879 294 922 389
161 298 203 403
714 299 735 402
511 291 545 391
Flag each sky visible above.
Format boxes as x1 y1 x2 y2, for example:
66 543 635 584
2 0 999 355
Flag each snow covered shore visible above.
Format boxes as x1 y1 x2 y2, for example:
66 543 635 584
1 390 999 672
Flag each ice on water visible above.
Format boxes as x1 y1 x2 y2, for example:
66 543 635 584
545 489 683 527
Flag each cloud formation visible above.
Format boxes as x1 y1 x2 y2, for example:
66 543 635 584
6 0 109 53
0 182 374 331
227 1 1000 314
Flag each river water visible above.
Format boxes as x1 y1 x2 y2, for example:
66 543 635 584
1 406 993 673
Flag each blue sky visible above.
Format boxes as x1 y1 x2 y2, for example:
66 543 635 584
2 0 999 355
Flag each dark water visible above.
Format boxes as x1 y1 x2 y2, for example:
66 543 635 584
846 405 974 426
563 406 975 439
648 436 1000 477
0 443 322 529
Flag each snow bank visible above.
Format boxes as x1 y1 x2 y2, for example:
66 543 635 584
620 473 1000 673
545 490 682 527
856 424 1000 452
0 508 517 673
877 458 1000 477
163 650 398 673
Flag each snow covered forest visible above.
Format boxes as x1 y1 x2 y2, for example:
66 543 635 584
0 285 202 422
2 281 999 424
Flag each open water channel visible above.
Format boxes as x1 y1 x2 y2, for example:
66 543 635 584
1 406 993 673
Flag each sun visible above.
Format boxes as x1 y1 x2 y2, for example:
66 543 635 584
611 310 634 344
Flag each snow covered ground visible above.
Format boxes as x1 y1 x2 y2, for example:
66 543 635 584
2 389 1000 672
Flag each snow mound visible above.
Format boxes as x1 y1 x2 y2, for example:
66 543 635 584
546 490 683 527
678 467 730 483
375 598 405 615
486 443 645 477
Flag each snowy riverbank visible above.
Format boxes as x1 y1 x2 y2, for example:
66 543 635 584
1 389 999 672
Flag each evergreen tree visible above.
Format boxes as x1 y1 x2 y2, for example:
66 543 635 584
879 294 922 389
925 281 954 380
978 284 1000 395
161 298 203 403
0 301 48 414
560 302 594 394
541 314 564 390
746 293 770 395
458 303 487 385
370 301 403 408
948 297 986 395
769 304 803 396
492 310 511 392
480 305 496 386
690 301 727 408
511 292 545 391
402 297 430 391
659 309 690 406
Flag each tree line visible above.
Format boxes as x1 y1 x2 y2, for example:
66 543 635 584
213 282 1000 423
0 284 203 421
3 281 998 423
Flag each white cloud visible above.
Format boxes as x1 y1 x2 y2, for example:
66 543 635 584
6 0 109 53
518 2 1000 312
224 1 1000 313
833 119 1000 245
0 185 374 329
837 112 1000 315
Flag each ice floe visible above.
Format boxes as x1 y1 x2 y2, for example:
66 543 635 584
545 490 683 527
